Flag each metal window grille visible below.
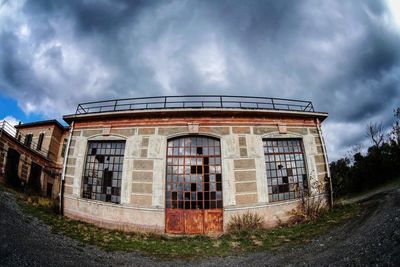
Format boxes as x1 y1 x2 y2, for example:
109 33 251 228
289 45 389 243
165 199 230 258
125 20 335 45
263 139 308 202
82 141 125 204
166 136 222 210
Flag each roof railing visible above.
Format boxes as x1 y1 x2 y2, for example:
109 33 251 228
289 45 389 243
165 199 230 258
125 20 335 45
0 120 50 159
75 95 315 115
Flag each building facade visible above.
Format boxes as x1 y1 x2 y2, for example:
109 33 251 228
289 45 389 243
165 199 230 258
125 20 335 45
60 96 330 234
0 120 68 197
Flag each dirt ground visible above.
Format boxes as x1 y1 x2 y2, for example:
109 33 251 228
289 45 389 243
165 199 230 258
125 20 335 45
1 188 399 267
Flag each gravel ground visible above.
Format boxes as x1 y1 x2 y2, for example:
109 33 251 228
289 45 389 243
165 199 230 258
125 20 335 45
1 188 399 267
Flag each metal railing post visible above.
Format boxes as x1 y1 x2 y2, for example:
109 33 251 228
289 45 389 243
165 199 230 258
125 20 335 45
304 102 311 111
220 96 223 108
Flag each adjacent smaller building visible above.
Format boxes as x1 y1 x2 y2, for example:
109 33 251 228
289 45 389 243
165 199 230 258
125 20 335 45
0 120 68 197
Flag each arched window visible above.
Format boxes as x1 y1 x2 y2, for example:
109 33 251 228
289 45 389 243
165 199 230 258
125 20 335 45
165 135 223 234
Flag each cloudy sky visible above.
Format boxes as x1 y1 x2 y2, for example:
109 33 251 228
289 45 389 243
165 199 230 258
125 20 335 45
0 0 399 160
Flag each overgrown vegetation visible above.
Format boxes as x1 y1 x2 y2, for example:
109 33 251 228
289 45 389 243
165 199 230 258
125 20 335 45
0 185 360 259
288 192 327 225
227 211 264 232
286 177 328 225
330 107 400 198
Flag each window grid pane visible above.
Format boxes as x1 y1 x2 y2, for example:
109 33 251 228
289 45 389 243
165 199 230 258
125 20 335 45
82 141 125 204
263 138 308 202
166 136 222 210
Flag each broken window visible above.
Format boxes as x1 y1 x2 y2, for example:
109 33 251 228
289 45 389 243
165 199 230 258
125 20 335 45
82 141 125 204
166 136 222 210
263 138 308 202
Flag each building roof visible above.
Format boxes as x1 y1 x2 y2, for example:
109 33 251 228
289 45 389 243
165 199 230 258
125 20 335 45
15 119 68 131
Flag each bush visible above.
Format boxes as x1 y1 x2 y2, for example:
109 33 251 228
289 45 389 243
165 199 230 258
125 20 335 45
227 211 264 232
288 195 327 225
288 179 328 225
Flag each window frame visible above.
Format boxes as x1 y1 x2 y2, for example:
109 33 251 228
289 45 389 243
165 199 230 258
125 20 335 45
24 133 33 148
263 137 309 202
36 133 44 151
61 138 68 158
165 135 223 210
81 140 126 204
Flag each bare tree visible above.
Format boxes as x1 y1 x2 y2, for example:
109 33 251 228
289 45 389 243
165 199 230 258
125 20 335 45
345 144 363 165
366 122 384 147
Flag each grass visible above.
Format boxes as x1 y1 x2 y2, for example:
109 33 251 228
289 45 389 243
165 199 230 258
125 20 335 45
1 185 360 259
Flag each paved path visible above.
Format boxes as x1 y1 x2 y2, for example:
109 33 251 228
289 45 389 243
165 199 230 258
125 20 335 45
1 188 399 266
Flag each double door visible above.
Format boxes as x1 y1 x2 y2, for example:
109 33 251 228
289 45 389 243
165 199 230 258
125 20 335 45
165 136 223 234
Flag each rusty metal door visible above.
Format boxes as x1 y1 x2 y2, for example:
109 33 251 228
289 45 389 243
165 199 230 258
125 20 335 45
165 136 223 234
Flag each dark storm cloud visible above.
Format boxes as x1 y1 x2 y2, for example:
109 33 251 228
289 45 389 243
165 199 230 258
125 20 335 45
0 0 399 160
23 0 148 35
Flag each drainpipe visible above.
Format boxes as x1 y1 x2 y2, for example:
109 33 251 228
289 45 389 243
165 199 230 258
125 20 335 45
316 118 334 207
59 121 74 215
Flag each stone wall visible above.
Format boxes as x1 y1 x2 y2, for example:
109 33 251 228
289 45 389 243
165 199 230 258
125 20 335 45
63 120 329 232
17 126 55 158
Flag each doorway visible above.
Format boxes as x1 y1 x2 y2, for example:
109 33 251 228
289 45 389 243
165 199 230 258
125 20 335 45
28 162 42 193
165 136 223 234
5 148 21 187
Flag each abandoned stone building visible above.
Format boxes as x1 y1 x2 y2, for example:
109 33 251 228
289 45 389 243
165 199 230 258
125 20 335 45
0 120 68 198
0 96 330 235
